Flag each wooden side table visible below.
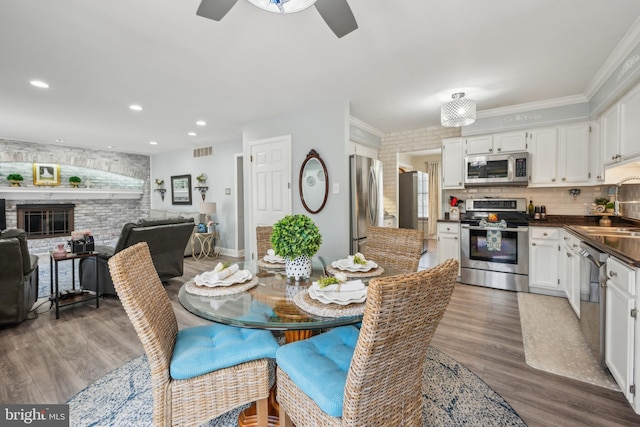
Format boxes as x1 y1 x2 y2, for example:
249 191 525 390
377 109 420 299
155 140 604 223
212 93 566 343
191 231 219 260
50 251 100 319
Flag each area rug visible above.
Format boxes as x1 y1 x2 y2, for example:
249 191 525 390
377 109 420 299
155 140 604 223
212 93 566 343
68 347 526 426
517 292 619 391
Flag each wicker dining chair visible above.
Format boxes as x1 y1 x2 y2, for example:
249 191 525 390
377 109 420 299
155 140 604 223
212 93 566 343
363 225 424 274
275 259 459 427
108 242 279 427
256 225 273 259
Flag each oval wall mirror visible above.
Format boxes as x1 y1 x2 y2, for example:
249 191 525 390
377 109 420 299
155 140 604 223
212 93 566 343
299 149 328 214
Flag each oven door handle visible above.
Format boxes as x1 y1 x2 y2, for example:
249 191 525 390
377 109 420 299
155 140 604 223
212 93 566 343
461 224 529 233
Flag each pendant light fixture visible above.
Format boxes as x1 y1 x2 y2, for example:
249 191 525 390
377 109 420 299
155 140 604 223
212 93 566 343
441 92 476 127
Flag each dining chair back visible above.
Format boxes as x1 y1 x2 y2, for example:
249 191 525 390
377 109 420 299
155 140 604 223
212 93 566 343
109 242 278 427
256 225 273 259
275 259 459 427
363 225 424 274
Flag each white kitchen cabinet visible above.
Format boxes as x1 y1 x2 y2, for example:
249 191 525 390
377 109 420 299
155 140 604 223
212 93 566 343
590 119 605 183
529 123 590 187
529 227 562 296
442 138 464 189
437 222 460 276
561 231 581 316
528 127 559 186
465 135 493 155
558 122 591 184
619 83 640 161
605 256 636 405
602 103 621 166
465 131 527 155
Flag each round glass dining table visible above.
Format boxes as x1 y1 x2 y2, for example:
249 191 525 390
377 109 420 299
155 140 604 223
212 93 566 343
178 256 396 427
178 257 393 339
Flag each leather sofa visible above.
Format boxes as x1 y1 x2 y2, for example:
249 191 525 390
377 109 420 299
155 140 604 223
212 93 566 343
79 217 195 295
0 229 39 325
148 209 202 256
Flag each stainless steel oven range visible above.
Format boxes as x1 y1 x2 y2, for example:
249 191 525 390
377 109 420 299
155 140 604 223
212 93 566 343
460 198 529 292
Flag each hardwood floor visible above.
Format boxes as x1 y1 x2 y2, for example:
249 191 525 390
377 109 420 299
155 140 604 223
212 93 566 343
1 252 639 426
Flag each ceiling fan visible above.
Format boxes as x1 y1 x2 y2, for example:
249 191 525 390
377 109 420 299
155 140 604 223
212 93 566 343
196 0 358 38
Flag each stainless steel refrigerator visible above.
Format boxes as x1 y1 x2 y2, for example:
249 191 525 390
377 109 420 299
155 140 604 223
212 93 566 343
350 154 384 254
398 171 428 253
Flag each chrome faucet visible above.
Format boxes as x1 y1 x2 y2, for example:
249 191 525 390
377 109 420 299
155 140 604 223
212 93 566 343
614 175 640 215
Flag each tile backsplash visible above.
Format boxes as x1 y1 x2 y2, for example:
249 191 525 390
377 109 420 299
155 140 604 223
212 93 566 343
443 185 635 217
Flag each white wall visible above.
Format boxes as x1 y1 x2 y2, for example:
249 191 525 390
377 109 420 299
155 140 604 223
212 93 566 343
242 99 351 258
150 139 243 253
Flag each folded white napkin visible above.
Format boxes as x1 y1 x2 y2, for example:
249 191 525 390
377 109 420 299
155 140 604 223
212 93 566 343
207 263 240 282
264 248 285 263
347 252 368 268
312 279 365 292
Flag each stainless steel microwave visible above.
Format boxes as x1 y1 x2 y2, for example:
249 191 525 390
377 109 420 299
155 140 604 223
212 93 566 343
464 152 529 186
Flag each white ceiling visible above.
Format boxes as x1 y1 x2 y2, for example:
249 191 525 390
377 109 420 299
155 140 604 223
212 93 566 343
1 0 640 155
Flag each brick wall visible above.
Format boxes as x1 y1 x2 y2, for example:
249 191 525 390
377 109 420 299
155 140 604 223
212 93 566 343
380 126 461 217
0 139 150 254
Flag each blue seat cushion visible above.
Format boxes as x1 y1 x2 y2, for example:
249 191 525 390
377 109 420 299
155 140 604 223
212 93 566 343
170 323 279 380
276 326 359 417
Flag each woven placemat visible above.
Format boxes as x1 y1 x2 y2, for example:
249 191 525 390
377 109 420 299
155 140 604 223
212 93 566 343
293 290 365 317
185 276 258 296
257 259 286 270
325 264 384 279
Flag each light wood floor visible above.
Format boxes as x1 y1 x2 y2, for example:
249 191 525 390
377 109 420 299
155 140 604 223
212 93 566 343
1 252 640 426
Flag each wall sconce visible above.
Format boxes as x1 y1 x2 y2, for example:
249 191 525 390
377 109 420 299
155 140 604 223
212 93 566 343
154 188 167 201
568 188 581 200
194 185 208 201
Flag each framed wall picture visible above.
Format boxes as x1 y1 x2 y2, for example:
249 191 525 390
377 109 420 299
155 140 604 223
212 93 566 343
33 163 61 186
171 175 192 205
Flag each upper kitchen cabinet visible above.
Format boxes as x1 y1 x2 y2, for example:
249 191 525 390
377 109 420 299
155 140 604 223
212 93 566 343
619 84 640 161
442 137 464 189
528 127 558 186
529 123 591 187
465 131 527 155
602 83 640 167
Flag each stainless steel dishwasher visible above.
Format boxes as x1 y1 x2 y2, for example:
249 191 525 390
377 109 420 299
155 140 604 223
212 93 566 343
578 240 609 367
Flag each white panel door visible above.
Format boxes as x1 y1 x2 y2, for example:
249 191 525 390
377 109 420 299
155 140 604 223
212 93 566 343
250 135 292 259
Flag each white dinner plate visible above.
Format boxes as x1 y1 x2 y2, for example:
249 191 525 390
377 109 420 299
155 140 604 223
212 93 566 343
332 259 377 272
195 270 252 287
308 287 367 305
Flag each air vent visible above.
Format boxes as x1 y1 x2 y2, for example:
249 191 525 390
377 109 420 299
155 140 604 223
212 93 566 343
194 147 213 158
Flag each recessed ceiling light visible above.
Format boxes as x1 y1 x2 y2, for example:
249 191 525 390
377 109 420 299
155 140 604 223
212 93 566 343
129 104 143 111
55 139 64 143
30 80 49 89
188 132 197 136
196 120 206 126
149 141 158 145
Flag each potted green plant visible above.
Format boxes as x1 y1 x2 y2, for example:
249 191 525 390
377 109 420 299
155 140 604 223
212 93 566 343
605 202 615 213
69 176 81 188
196 173 207 184
7 173 24 187
271 214 322 281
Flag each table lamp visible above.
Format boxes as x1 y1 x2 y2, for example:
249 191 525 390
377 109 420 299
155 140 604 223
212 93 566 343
199 202 217 233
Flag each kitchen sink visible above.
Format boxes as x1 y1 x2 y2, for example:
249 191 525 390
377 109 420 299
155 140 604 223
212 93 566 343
575 225 640 237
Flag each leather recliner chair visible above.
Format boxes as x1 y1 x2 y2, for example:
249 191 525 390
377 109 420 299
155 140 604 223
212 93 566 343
79 218 195 295
0 229 39 325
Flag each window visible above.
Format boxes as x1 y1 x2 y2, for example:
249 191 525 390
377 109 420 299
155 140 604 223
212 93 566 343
417 172 429 219
17 204 74 239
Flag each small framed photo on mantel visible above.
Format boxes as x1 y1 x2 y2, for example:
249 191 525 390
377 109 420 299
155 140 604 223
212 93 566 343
171 175 192 205
33 163 61 186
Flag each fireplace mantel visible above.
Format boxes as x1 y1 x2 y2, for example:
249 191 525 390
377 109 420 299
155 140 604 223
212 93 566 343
0 187 143 200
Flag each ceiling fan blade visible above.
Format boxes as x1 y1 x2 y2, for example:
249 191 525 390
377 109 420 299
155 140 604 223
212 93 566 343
314 0 358 38
196 0 239 21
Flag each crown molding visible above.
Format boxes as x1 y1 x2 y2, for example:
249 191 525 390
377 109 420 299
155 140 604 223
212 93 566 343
584 15 640 99
477 95 588 119
350 116 384 137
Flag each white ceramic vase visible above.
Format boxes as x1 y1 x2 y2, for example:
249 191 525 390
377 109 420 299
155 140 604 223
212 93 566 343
285 255 312 282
